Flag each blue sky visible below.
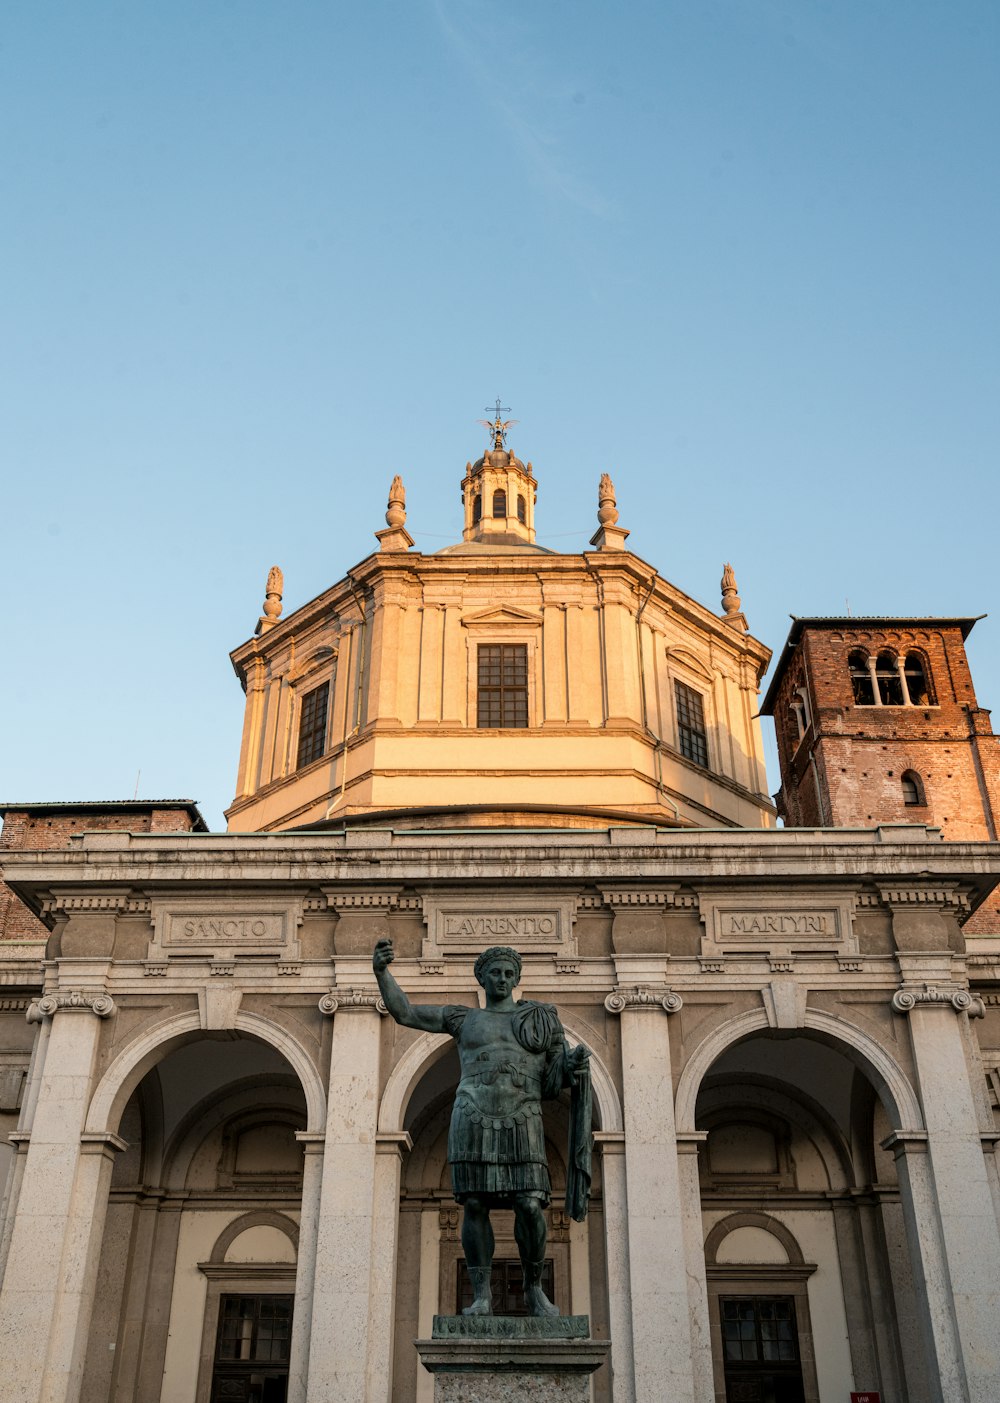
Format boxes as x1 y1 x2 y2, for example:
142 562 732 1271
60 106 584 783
2 1 998 828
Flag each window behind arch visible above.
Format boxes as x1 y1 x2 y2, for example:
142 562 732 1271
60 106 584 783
472 493 482 525
848 650 874 705
675 681 709 768
492 489 507 519
901 770 924 806
517 493 526 524
904 652 932 705
296 682 329 769
477 644 528 727
875 651 904 705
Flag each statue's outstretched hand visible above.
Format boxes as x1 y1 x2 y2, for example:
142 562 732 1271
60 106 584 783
373 938 395 973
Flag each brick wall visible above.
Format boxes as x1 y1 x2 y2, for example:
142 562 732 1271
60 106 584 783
0 805 202 942
771 624 1000 838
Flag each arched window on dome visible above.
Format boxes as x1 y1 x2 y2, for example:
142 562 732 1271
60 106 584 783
848 650 874 705
875 651 904 705
517 494 526 524
904 652 932 706
472 494 482 525
492 489 507 519
901 770 925 806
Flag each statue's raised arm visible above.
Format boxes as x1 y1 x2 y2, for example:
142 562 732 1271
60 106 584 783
372 938 448 1033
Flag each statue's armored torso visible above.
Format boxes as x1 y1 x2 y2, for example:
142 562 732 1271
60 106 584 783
443 1003 563 1204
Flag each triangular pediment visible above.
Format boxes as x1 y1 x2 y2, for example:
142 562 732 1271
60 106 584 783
461 605 542 628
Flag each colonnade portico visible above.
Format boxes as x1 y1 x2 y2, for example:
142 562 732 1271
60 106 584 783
0 977 120 1403
0 824 998 1403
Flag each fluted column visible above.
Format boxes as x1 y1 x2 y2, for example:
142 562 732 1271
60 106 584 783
889 979 1000 1402
605 982 707 1403
367 1132 411 1400
594 1131 635 1403
287 1133 324 1403
306 987 395 1401
0 987 119 1403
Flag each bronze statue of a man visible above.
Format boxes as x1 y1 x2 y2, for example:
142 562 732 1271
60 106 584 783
373 940 591 1317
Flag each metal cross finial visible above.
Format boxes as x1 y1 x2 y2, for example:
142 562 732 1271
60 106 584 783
477 398 518 450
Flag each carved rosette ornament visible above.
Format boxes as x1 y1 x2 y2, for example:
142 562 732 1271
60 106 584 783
891 985 985 1018
26 990 116 1023
604 986 683 1014
318 987 388 1016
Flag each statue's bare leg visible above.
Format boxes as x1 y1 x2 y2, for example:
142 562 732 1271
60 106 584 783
461 1197 494 1315
513 1193 559 1318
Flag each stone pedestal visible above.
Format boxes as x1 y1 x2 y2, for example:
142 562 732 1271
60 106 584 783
415 1316 610 1401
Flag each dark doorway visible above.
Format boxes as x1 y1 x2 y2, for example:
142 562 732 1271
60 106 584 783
720 1296 806 1403
211 1293 293 1402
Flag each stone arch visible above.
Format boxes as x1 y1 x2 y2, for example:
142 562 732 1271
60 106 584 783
377 1021 623 1134
209 1210 300 1264
673 1007 923 1135
704 1211 806 1267
162 1077 306 1190
84 1010 327 1137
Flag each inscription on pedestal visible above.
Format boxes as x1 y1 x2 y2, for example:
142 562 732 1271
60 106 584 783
432 1315 589 1339
416 1314 610 1398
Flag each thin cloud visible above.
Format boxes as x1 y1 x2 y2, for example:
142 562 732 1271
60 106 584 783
431 0 616 220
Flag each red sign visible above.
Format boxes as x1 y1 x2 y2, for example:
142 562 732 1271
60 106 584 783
851 1394 881 1403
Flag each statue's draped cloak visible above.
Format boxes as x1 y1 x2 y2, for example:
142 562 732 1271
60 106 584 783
442 1001 591 1220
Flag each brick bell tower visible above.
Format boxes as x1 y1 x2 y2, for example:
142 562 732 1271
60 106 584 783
760 616 1000 843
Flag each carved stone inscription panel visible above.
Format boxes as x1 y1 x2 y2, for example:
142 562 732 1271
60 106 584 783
422 895 576 959
700 893 857 958
150 898 302 961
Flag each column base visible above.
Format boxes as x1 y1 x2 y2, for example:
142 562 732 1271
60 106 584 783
416 1317 609 1400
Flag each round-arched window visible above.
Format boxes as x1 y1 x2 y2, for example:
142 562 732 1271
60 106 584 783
472 494 482 525
517 494 526 524
848 650 874 705
875 651 903 705
492 489 507 519
901 770 924 806
904 652 932 706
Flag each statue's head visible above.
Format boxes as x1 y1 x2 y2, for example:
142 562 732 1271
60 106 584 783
474 945 523 987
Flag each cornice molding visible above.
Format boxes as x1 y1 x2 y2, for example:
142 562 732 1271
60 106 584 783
877 884 971 916
39 892 129 918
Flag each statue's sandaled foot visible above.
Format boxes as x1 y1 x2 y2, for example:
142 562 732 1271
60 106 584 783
524 1283 560 1317
523 1259 561 1319
463 1268 493 1316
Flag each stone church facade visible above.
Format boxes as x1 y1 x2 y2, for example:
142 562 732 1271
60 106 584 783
1 428 999 1403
